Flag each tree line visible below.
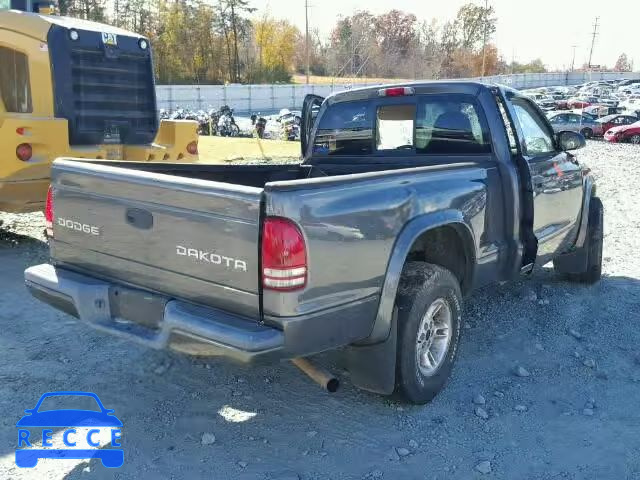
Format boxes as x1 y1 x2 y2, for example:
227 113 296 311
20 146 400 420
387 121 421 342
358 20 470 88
57 0 632 84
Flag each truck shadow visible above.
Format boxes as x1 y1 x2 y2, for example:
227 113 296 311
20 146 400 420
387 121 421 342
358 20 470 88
0 268 638 478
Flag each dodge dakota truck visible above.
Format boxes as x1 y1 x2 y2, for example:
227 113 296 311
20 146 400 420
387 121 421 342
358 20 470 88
25 82 602 404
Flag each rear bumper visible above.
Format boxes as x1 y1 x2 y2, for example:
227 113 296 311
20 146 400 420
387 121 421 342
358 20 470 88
25 264 284 363
0 178 49 213
24 264 378 363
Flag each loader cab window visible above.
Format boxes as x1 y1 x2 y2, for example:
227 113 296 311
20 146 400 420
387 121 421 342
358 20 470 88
0 47 32 113
0 0 10 9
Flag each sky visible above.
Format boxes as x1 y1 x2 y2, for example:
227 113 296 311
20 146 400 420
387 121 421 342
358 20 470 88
257 0 637 71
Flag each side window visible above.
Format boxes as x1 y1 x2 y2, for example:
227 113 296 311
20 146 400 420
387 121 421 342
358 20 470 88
0 0 10 8
376 104 415 151
511 100 555 156
0 47 32 113
313 101 372 155
416 97 491 154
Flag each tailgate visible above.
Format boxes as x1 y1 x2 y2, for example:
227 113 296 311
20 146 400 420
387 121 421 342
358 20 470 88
49 159 262 318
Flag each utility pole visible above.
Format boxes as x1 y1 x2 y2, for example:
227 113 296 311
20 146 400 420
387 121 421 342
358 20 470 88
510 48 515 74
481 0 489 77
587 17 599 69
570 45 577 72
305 0 310 84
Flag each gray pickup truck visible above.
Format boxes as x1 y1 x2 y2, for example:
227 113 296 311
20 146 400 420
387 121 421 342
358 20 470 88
26 82 602 404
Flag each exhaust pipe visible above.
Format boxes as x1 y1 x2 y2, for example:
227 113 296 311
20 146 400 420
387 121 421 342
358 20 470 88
291 357 340 393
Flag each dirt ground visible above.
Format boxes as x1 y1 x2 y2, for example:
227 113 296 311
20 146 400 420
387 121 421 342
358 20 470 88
1 141 639 479
197 135 299 163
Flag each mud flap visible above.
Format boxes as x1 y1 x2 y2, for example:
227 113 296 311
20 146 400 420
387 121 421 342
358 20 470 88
553 247 588 274
345 308 397 395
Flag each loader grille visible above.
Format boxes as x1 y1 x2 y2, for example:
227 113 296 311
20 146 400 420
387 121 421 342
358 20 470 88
69 48 156 143
48 23 158 146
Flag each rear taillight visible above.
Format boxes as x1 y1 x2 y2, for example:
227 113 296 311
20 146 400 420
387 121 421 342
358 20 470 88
16 143 32 161
45 186 54 237
261 217 307 291
187 141 198 155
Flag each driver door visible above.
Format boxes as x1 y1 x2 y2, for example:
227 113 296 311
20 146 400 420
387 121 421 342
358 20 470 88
505 96 584 261
301 94 324 159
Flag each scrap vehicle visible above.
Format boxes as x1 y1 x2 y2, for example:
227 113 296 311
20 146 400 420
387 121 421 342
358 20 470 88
604 120 640 144
25 82 602 404
547 111 603 138
0 2 198 213
596 113 639 136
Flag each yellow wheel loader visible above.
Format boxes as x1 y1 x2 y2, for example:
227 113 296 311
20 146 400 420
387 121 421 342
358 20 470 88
0 1 198 213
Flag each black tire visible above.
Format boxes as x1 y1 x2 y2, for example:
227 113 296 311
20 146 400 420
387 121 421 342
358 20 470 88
569 197 603 284
581 128 593 139
630 134 640 145
394 262 463 404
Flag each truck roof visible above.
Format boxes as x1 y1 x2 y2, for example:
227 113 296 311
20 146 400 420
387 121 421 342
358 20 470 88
325 81 502 105
0 9 144 41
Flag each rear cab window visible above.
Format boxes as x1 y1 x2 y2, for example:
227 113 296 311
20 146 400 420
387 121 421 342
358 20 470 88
313 93 491 157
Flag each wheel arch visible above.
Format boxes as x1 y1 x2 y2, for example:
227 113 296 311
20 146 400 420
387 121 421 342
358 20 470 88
360 210 476 346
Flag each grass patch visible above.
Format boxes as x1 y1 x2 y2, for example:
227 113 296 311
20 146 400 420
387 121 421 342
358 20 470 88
197 136 300 164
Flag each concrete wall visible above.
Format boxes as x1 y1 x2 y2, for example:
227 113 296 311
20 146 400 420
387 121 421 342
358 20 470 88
157 71 640 114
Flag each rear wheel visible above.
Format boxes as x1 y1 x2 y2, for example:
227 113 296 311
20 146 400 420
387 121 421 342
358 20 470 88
581 128 593 139
630 134 640 144
394 262 462 404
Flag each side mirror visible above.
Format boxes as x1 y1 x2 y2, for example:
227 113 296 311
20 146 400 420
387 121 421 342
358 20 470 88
557 131 586 151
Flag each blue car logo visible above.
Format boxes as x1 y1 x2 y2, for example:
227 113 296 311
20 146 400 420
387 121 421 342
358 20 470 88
16 391 123 468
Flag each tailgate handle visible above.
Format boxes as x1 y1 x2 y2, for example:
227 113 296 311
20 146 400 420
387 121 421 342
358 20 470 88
125 208 153 229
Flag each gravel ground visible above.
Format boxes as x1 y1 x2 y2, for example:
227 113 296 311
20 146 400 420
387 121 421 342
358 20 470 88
1 140 639 479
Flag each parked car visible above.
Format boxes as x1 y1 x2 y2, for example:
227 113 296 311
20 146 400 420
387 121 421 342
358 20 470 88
536 96 557 111
26 82 601 405
619 95 640 114
548 111 603 138
567 97 598 109
581 105 622 120
596 114 639 135
618 79 640 88
604 120 640 144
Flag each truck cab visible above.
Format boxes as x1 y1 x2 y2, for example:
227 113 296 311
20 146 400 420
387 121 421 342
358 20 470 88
0 9 198 213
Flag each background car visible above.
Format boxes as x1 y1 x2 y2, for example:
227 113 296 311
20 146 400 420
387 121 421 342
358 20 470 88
547 112 603 138
596 114 639 135
567 97 598 109
581 105 623 120
604 121 640 144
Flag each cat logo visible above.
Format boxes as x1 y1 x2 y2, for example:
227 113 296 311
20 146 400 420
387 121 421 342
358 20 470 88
101 32 118 47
